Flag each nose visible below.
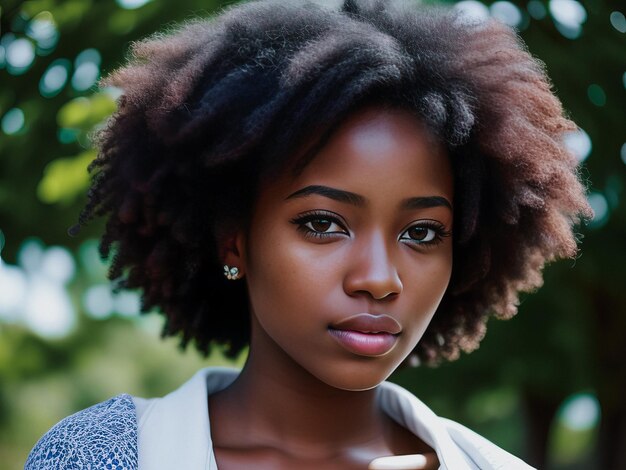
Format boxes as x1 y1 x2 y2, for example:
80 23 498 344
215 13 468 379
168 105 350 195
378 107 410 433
343 231 403 300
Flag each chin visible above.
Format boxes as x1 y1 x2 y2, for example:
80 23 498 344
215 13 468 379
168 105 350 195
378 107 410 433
310 358 401 392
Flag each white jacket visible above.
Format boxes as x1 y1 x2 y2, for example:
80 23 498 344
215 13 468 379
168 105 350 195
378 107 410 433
133 367 535 469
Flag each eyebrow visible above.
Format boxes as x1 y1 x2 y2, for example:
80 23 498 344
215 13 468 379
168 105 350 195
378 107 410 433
286 185 366 206
286 185 452 210
402 196 452 211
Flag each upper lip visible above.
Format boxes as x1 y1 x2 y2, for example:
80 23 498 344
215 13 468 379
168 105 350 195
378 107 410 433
330 313 402 335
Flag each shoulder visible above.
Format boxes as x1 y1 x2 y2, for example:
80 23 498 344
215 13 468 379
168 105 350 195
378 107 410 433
25 394 138 470
441 418 536 470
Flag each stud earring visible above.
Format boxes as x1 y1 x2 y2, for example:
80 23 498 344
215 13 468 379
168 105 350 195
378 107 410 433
223 265 240 280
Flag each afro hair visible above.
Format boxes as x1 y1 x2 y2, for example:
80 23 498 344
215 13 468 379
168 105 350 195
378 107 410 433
77 0 592 364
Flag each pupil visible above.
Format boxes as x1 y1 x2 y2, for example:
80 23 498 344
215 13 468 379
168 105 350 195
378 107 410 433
409 227 428 240
311 219 331 232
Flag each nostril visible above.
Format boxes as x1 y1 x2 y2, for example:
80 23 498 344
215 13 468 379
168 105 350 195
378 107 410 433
373 291 400 301
350 288 400 301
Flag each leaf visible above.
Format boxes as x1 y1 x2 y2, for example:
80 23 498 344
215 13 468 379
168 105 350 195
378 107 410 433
37 149 96 205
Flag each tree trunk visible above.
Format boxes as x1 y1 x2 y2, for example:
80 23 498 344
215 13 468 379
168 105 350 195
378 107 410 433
522 391 561 469
597 406 626 470
593 293 626 470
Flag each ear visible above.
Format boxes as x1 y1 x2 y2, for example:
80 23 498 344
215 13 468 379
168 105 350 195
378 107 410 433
218 230 247 279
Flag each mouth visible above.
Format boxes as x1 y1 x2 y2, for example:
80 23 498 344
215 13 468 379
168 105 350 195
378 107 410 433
328 313 402 357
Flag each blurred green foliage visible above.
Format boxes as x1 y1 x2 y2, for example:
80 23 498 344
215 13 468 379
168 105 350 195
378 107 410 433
0 0 624 469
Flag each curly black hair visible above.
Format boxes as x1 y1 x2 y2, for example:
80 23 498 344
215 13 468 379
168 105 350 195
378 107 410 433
76 0 592 364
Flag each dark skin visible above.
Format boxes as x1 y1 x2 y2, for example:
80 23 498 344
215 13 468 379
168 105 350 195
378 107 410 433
211 107 453 469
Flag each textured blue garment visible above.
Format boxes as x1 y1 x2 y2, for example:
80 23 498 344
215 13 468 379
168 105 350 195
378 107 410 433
25 394 138 470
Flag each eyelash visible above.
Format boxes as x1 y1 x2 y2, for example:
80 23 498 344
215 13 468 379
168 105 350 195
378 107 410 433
399 220 452 249
290 210 348 240
290 211 451 247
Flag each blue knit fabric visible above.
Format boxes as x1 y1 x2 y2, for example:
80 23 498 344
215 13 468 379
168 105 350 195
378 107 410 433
25 394 138 470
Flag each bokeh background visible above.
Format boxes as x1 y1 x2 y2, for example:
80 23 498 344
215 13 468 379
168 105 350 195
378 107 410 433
0 0 624 468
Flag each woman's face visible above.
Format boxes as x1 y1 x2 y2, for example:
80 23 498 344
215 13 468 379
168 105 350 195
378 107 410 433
236 106 454 391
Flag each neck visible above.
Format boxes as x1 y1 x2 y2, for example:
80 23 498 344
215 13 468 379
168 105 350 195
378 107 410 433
209 322 389 456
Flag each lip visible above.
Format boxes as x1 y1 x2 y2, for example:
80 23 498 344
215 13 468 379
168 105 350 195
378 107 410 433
328 313 402 357
331 313 402 335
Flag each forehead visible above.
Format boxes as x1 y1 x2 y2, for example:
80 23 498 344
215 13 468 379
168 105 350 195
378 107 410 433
284 106 453 201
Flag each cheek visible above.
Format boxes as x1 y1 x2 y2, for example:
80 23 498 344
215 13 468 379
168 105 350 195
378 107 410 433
402 249 453 327
245 228 343 318
422 249 453 300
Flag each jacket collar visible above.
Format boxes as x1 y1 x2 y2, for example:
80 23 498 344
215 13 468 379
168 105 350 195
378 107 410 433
136 367 473 469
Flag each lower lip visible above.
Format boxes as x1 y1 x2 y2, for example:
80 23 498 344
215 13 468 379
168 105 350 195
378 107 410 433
328 328 398 356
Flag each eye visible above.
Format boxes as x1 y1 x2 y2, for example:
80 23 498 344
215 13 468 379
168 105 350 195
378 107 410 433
290 210 349 239
399 220 451 247
305 218 344 234
404 226 437 242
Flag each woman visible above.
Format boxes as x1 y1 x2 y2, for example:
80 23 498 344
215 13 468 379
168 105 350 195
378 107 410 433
26 0 591 469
